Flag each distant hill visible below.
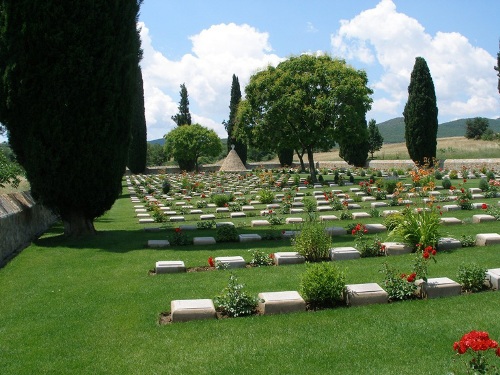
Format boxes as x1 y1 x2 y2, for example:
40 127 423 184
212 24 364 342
377 117 500 143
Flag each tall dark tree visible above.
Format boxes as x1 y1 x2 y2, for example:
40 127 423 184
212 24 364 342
224 75 247 164
403 57 438 166
495 40 500 94
171 83 191 126
339 118 370 167
127 66 147 174
0 1 142 236
367 119 383 159
465 117 489 139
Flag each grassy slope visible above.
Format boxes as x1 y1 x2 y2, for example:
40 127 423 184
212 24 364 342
1 178 500 374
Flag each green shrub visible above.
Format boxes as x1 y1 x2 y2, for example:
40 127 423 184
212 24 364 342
161 180 171 194
383 212 404 231
249 249 274 267
449 170 458 179
197 220 216 229
258 189 275 204
479 178 489 192
486 171 495 181
215 225 238 242
211 193 233 207
459 235 475 248
384 179 398 194
434 170 443 180
381 263 417 301
389 207 441 250
214 274 259 317
300 262 346 309
457 263 487 293
442 178 452 189
293 222 331 262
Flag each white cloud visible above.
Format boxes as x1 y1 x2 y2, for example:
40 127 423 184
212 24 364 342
306 22 318 33
331 0 499 122
139 22 283 140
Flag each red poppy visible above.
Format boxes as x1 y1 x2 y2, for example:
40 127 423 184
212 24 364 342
351 229 356 235
175 227 181 233
431 249 437 256
208 257 215 267
425 246 433 253
407 273 416 283
423 251 430 259
482 203 488 209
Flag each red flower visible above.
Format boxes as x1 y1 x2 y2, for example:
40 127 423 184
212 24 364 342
351 229 356 235
407 273 416 283
431 249 437 256
269 253 275 259
425 246 433 253
463 179 467 183
482 203 488 209
454 331 499 355
269 209 273 214
363 229 368 234
208 257 215 267
423 251 430 259
496 347 500 357
175 227 181 233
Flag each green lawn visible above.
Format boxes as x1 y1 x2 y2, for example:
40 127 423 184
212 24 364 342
1 177 499 374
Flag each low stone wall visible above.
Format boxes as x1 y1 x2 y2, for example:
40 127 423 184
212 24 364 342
0 192 58 267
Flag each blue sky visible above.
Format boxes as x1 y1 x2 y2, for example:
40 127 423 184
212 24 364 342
138 0 499 141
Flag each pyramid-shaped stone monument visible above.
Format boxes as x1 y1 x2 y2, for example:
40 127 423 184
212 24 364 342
219 145 247 172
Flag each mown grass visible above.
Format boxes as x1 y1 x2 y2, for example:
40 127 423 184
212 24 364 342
1 178 499 374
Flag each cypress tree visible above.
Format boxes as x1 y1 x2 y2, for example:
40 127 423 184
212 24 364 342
367 119 383 159
225 74 247 165
403 57 438 166
171 83 191 126
127 66 147 174
495 40 500 94
0 1 142 236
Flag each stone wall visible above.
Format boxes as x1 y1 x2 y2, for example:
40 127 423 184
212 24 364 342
0 192 58 267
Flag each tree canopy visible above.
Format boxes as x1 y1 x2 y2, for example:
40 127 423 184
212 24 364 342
224 74 247 164
338 117 370 167
465 117 489 139
0 0 142 236
235 54 372 181
403 57 438 166
367 119 383 159
164 124 222 172
171 83 191 126
127 66 147 174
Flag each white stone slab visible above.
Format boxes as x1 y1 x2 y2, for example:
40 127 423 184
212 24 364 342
485 268 500 290
258 291 306 315
216 222 234 228
419 277 461 299
239 234 262 242
437 237 462 251
345 283 388 307
361 196 376 202
442 204 461 212
179 224 197 230
242 205 256 211
290 208 305 214
286 217 304 224
200 214 216 220
440 217 463 225
190 209 203 214
137 213 150 217
266 204 280 209
364 224 387 233
347 204 361 210
135 208 147 213
352 212 371 219
370 202 388 208
170 299 216 322
273 252 305 265
282 230 300 238
230 212 246 218
193 237 216 245
214 256 246 269
382 210 400 217
139 218 155 224
330 247 361 260
155 260 185 273
148 240 170 248
472 214 496 223
320 215 339 221
382 242 413 255
475 233 500 246
251 220 271 227
215 207 229 213
325 226 347 236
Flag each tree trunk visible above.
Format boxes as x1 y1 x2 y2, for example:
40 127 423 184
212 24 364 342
306 148 317 183
296 149 306 172
63 212 96 237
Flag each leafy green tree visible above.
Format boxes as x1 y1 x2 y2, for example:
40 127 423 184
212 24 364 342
403 57 438 166
277 148 294 167
0 1 142 236
127 66 147 174
164 124 222 172
171 83 191 126
146 143 167 167
339 118 370 167
235 54 372 182
495 41 500 94
223 74 247 164
0 148 23 188
367 119 383 159
465 117 489 139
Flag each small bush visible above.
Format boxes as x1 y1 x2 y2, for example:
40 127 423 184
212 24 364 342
449 170 458 179
258 189 275 204
434 170 443 180
249 249 274 267
214 274 260 317
300 262 346 309
197 220 216 229
442 178 452 189
293 222 331 262
459 235 475 248
479 178 489 192
384 179 398 194
381 263 417 301
383 212 404 231
215 225 238 242
211 193 233 207
457 263 487 293
161 180 171 194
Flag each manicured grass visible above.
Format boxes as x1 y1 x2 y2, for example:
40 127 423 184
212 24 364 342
1 179 499 374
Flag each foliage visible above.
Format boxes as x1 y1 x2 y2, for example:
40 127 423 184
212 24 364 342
389 206 441 250
164 123 222 172
214 274 259 317
486 205 500 220
264 209 284 225
383 212 404 230
223 74 247 164
0 1 142 236
171 83 192 126
453 331 500 374
169 227 190 246
368 119 384 158
465 117 489 140
293 222 332 262
300 262 346 309
459 235 476 248
456 186 473 210
381 263 417 301
146 143 167 167
236 54 372 183
338 117 370 167
0 149 23 188
278 148 294 167
196 220 216 230
249 249 274 267
258 188 275 204
127 67 147 174
161 180 171 194
479 178 490 192
384 179 398 194
302 196 317 221
351 224 385 257
457 263 487 293
403 57 438 166
442 178 452 189
211 193 232 207
215 224 238 242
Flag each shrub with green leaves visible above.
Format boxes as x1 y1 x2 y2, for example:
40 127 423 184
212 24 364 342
381 263 417 301
300 262 346 309
383 212 404 231
215 225 238 242
249 249 274 267
457 263 487 293
214 274 260 317
211 193 233 207
196 220 216 229
442 178 452 189
293 222 332 262
479 178 489 192
258 189 275 204
459 235 475 248
389 207 441 250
